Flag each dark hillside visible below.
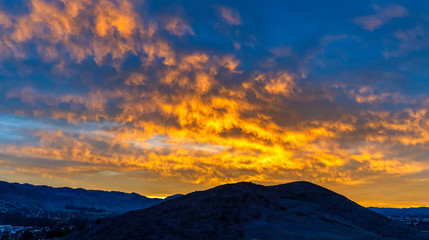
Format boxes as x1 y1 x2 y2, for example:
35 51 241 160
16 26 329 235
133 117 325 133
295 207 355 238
0 181 163 213
68 181 428 240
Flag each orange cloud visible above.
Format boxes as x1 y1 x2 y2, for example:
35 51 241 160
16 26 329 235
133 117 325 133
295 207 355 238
2 0 158 65
125 73 146 86
165 18 194 36
2 78 425 187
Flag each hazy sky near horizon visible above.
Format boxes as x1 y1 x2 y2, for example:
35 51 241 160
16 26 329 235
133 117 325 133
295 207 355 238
1 0 429 207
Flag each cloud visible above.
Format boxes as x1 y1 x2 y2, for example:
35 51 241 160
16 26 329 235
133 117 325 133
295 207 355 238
251 71 296 95
125 73 146 86
165 18 194 36
0 0 155 65
384 26 429 57
354 4 407 31
218 6 241 25
270 47 292 57
348 87 395 104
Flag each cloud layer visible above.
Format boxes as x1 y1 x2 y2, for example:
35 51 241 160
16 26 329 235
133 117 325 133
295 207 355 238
1 0 429 206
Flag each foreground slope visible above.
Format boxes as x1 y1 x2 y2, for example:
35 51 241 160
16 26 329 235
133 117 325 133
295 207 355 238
68 181 428 240
0 181 163 213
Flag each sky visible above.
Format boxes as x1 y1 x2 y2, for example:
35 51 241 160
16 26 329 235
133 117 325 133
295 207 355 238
0 0 429 207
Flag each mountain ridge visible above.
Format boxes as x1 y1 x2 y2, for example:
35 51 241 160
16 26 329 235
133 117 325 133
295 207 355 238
0 180 164 213
369 207 429 216
68 181 429 240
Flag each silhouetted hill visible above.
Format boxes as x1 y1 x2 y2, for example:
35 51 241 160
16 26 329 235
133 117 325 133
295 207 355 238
0 181 163 213
67 181 429 240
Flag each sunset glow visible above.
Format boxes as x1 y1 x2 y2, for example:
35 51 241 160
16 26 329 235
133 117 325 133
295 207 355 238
1 0 429 207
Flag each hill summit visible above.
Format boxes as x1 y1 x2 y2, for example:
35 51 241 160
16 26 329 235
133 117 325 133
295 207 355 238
68 181 428 240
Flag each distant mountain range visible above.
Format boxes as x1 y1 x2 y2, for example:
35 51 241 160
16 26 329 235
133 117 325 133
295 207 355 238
0 180 164 213
369 207 429 217
67 181 429 240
